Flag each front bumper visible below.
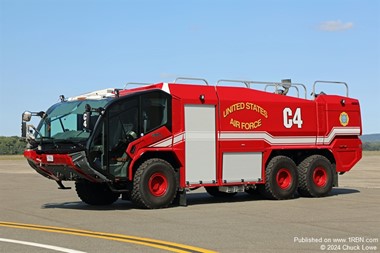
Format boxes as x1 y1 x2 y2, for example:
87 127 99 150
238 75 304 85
24 150 109 183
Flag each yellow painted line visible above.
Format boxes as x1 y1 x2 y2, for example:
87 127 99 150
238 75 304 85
0 221 217 253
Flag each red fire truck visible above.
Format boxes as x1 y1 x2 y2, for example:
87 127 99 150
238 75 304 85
22 78 362 209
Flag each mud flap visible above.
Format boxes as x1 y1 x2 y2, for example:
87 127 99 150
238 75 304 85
173 189 187 207
333 164 339 187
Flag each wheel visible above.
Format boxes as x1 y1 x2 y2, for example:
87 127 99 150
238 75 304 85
259 156 298 200
298 155 333 197
75 181 120 205
131 158 178 209
205 186 237 197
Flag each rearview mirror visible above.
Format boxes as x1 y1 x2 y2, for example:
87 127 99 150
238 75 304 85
22 111 32 122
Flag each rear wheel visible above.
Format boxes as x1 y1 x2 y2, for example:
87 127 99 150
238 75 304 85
131 158 178 209
75 181 120 205
259 156 298 200
298 155 333 197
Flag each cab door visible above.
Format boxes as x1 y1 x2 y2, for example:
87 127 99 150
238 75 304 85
88 90 172 179
106 97 139 178
86 95 140 178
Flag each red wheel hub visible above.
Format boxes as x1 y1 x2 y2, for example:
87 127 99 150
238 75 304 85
276 168 292 189
148 173 168 197
313 167 327 187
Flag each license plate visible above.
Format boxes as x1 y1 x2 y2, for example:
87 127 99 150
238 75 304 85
46 155 54 162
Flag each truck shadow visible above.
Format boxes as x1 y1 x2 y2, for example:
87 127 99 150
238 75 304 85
41 187 359 210
329 187 360 196
42 200 136 211
186 187 360 206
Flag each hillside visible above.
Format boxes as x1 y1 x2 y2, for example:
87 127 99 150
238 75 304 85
360 134 380 143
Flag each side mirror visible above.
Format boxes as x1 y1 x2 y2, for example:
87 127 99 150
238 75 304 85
22 111 32 122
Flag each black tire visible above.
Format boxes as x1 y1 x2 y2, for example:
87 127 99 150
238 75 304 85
259 156 298 200
205 186 237 197
298 155 333 197
75 181 120 205
131 158 178 209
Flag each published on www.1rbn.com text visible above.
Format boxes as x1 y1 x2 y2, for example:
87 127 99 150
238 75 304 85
294 236 378 251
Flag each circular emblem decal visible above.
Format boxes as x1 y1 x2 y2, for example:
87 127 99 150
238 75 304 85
340 112 349 126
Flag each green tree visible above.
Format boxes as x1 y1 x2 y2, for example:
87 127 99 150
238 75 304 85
0 136 26 155
362 142 380 151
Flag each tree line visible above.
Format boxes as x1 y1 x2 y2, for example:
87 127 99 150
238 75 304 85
0 136 379 155
0 136 26 155
362 142 380 151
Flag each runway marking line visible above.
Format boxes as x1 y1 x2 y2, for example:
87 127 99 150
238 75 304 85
0 238 86 253
0 221 217 253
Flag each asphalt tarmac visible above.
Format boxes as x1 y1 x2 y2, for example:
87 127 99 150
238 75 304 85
0 154 379 253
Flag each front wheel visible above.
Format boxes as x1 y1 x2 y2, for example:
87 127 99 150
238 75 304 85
259 156 298 200
75 181 120 205
131 158 178 209
298 155 333 197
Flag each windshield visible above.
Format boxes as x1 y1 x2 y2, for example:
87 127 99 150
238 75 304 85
36 99 111 142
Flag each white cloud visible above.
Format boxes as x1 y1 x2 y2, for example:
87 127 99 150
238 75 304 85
318 20 354 32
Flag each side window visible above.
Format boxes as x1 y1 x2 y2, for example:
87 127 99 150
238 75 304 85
141 92 170 134
108 98 139 158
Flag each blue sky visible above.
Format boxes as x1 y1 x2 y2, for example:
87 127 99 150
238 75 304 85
0 0 379 136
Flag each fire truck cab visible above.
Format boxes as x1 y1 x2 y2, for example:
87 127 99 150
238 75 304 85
22 78 362 209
